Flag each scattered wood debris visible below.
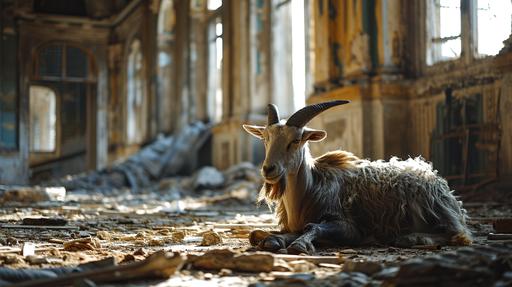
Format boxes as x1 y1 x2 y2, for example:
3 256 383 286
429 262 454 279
63 237 101 251
201 230 223 246
96 230 112 240
2 251 185 287
170 230 186 243
0 161 511 286
22 217 68 226
1 224 79 230
188 249 274 273
274 254 343 265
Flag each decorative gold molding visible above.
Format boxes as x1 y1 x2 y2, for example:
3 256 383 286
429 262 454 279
307 86 362 104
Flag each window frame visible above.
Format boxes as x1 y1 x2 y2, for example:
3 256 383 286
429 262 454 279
472 0 512 58
425 0 463 66
32 43 97 83
205 1 224 123
29 42 96 166
421 0 512 74
423 0 465 69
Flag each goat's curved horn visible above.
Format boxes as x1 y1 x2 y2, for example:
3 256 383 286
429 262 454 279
286 100 350 128
267 104 280 125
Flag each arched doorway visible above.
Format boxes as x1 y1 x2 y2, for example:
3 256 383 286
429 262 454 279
29 43 97 182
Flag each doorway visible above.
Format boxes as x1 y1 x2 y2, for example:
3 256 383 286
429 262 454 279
29 43 97 183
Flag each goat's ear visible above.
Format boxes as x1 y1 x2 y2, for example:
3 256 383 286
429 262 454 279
242 124 265 139
302 128 327 142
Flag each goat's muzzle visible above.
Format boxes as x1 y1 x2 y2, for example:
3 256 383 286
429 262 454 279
261 163 284 183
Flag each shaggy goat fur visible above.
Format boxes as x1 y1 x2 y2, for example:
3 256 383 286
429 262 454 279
261 148 472 246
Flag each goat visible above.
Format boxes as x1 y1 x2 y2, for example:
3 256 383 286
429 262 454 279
242 100 472 254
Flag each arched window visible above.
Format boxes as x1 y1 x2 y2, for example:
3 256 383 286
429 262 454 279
35 44 92 80
158 0 176 35
126 39 147 144
271 0 306 115
157 0 175 132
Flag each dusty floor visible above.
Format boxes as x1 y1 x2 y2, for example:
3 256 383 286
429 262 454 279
1 168 511 286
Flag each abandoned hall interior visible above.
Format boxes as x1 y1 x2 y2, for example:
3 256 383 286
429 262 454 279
0 0 512 286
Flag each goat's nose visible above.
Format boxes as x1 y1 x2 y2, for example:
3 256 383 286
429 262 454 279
262 164 276 175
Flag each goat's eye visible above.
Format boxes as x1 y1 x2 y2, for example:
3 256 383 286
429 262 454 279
287 139 300 150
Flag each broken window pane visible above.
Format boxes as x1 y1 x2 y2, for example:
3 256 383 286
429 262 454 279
126 39 146 144
270 0 307 115
207 0 222 11
477 0 512 56
39 45 63 78
427 0 461 65
66 46 88 78
29 86 56 152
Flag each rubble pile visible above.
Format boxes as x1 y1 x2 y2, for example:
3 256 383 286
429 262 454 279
47 122 212 192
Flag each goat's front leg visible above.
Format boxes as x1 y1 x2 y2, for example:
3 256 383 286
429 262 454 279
287 220 362 255
249 230 300 252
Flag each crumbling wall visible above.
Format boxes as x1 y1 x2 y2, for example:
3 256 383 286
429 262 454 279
499 74 512 176
0 6 27 184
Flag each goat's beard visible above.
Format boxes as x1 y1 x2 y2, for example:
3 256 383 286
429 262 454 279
259 176 286 204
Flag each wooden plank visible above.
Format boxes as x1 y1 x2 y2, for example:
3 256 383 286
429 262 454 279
274 254 342 265
212 223 277 229
1 224 79 230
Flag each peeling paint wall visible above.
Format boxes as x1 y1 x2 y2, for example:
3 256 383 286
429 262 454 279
0 6 25 184
499 75 512 176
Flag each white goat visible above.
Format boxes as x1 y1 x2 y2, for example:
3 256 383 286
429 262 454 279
243 100 472 254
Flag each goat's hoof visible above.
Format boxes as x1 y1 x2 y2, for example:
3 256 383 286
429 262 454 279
259 235 286 251
249 230 271 246
287 240 315 255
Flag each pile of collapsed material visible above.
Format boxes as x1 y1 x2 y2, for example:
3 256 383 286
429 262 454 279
47 122 211 192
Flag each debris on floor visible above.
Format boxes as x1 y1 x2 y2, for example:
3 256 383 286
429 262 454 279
1 152 512 286
45 122 212 192
0 186 66 204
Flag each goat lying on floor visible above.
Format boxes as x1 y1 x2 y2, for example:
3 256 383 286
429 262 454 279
243 100 472 255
